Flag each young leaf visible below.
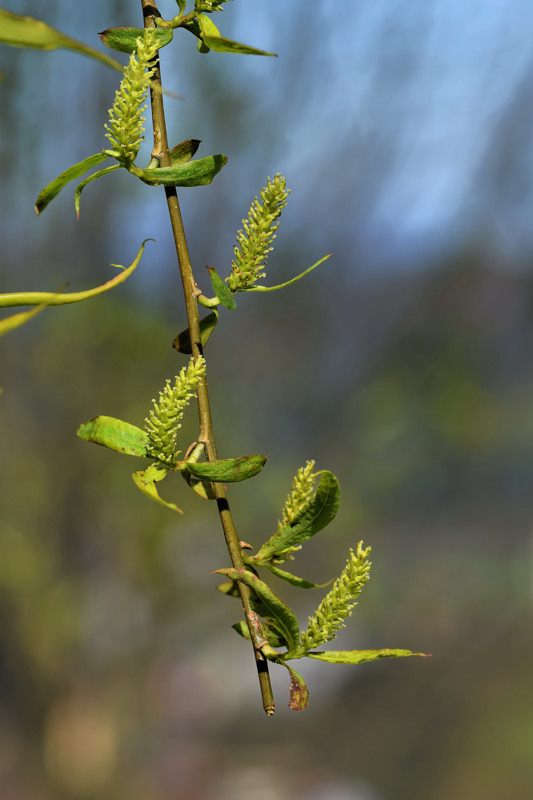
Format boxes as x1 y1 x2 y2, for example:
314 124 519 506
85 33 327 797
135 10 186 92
202 36 276 57
262 563 332 590
214 567 300 654
138 154 227 187
173 310 218 354
169 139 201 166
75 164 121 219
0 301 51 337
246 254 332 293
306 649 429 664
181 470 216 500
253 471 340 562
0 10 123 72
207 267 237 310
184 454 267 482
99 26 173 53
35 153 109 215
77 416 149 458
132 465 183 513
232 621 287 649
283 663 310 711
0 240 150 308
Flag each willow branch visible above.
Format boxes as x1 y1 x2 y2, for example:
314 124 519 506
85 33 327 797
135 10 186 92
141 0 275 715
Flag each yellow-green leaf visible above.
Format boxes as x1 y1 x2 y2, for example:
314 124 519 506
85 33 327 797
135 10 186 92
185 454 267 483
0 10 123 71
132 465 183 513
0 240 150 308
35 152 110 215
306 649 430 664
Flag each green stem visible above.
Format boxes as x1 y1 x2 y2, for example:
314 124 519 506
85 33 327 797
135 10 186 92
141 1 275 716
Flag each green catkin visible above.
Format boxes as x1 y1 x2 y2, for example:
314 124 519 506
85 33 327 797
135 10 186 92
280 460 317 529
227 173 290 292
144 356 206 465
105 29 159 164
300 542 372 651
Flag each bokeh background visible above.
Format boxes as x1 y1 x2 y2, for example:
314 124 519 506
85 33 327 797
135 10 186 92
2 1 533 798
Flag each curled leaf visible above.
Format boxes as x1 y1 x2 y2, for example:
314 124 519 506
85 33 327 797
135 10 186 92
282 663 309 711
35 152 109 215
75 164 121 218
246 254 331 293
0 240 150 308
184 454 267 483
138 154 227 187
132 465 183 513
173 310 218 354
99 26 172 53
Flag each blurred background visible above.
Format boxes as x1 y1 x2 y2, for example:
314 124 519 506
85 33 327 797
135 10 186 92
1 0 533 798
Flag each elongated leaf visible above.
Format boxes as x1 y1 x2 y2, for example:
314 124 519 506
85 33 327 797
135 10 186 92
263 563 332 590
99 26 172 53
254 471 340 562
214 567 300 654
0 240 150 308
77 416 149 457
139 154 227 187
169 139 201 166
0 10 123 71
75 164 121 218
306 649 429 664
185 454 267 482
207 267 236 310
282 663 309 711
232 620 287 648
202 35 276 57
132 465 183 513
0 302 49 337
245 254 331 293
35 152 109 215
173 310 218 354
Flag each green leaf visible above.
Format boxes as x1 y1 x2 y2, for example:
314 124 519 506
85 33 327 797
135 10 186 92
0 10 123 71
169 139 201 166
306 649 430 664
138 154 227 187
231 620 287 649
75 164 121 219
207 267 237 310
132 465 183 513
35 152 110 215
0 302 50 337
181 469 216 500
245 254 331 293
202 35 276 57
99 26 173 53
196 13 221 38
253 471 340 562
0 240 151 308
172 310 218 354
263 563 332 590
185 454 267 482
77 416 149 457
214 567 300 654
282 663 309 711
